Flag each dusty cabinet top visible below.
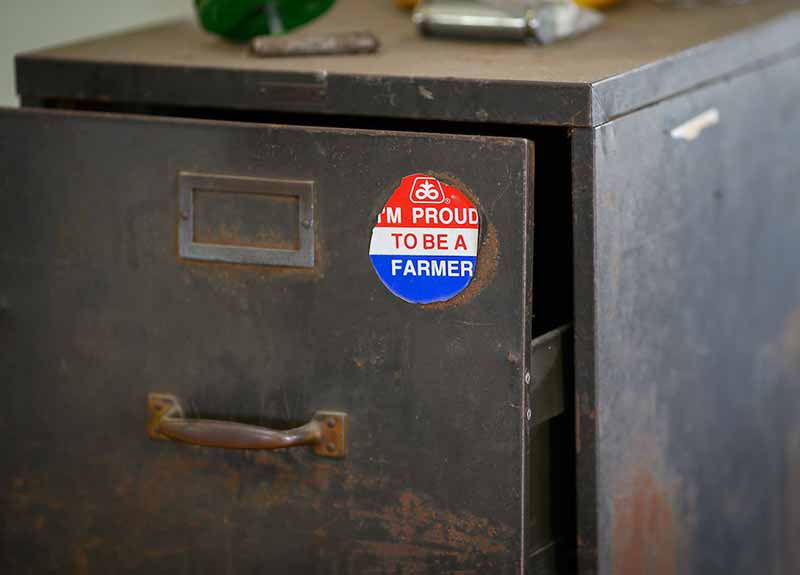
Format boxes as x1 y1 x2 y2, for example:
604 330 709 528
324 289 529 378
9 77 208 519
15 0 800 126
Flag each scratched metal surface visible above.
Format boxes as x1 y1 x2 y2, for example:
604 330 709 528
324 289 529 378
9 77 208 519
577 53 800 574
0 109 535 574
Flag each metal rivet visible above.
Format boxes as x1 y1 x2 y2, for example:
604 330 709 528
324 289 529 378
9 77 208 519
326 442 337 453
301 219 312 229
326 418 337 428
524 372 531 385
179 211 190 221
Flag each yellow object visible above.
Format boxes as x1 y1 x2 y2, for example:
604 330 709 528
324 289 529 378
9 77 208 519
574 0 622 8
396 0 620 13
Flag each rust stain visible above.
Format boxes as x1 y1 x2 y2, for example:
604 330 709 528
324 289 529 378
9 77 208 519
760 307 800 572
73 537 103 575
244 453 511 570
352 540 476 575
343 466 386 492
423 222 499 310
139 452 211 489
351 489 511 567
195 221 300 252
429 172 480 210
612 468 678 575
10 471 64 512
435 172 499 305
225 469 241 494
74 546 88 575
768 307 800 573
144 545 190 558
114 475 135 498
241 455 341 512
767 306 800 377
176 233 327 285
13 447 510 572
135 452 236 516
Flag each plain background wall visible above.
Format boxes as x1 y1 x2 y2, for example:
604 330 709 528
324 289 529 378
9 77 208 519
0 0 193 106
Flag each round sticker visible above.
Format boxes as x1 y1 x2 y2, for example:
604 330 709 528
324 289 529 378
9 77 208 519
369 174 479 304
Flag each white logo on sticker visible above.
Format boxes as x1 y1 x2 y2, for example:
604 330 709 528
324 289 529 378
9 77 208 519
410 177 445 204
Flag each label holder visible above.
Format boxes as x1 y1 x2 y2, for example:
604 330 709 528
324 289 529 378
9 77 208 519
178 171 315 268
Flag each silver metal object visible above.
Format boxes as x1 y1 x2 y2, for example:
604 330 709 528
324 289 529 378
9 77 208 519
250 31 380 57
412 0 604 44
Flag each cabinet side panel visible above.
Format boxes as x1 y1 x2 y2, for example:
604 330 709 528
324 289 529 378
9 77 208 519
593 56 800 575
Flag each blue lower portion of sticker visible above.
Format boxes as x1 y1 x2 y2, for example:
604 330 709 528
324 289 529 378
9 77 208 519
370 254 477 304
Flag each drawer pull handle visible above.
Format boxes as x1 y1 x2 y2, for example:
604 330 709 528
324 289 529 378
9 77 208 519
146 393 347 458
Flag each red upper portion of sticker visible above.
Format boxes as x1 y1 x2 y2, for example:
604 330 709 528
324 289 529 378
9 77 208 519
375 174 479 229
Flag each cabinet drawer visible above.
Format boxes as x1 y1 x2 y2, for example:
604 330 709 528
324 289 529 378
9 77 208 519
0 108 551 574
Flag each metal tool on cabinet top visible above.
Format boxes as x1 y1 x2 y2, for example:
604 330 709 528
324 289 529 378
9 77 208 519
413 0 605 44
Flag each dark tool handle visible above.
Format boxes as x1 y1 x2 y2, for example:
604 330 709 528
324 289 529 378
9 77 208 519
147 393 347 457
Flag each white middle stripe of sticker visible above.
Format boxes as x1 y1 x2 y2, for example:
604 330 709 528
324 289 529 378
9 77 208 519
369 227 479 256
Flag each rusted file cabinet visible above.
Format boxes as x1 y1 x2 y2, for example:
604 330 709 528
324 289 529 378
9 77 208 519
2 1 800 573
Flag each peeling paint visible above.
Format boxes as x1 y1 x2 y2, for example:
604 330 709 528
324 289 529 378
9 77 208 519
351 489 511 567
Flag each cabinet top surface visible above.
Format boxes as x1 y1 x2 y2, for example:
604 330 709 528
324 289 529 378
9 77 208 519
16 0 800 126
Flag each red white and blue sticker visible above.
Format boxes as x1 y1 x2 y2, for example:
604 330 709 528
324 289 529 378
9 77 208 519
369 174 479 304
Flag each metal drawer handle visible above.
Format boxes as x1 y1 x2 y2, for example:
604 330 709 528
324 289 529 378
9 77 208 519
146 393 347 458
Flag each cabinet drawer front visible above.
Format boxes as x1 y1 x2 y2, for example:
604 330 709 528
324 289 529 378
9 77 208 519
0 108 534 574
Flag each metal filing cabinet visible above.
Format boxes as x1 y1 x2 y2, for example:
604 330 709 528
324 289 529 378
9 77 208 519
1 1 800 573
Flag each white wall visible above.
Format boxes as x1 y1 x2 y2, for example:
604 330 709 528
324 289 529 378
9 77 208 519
0 0 193 106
